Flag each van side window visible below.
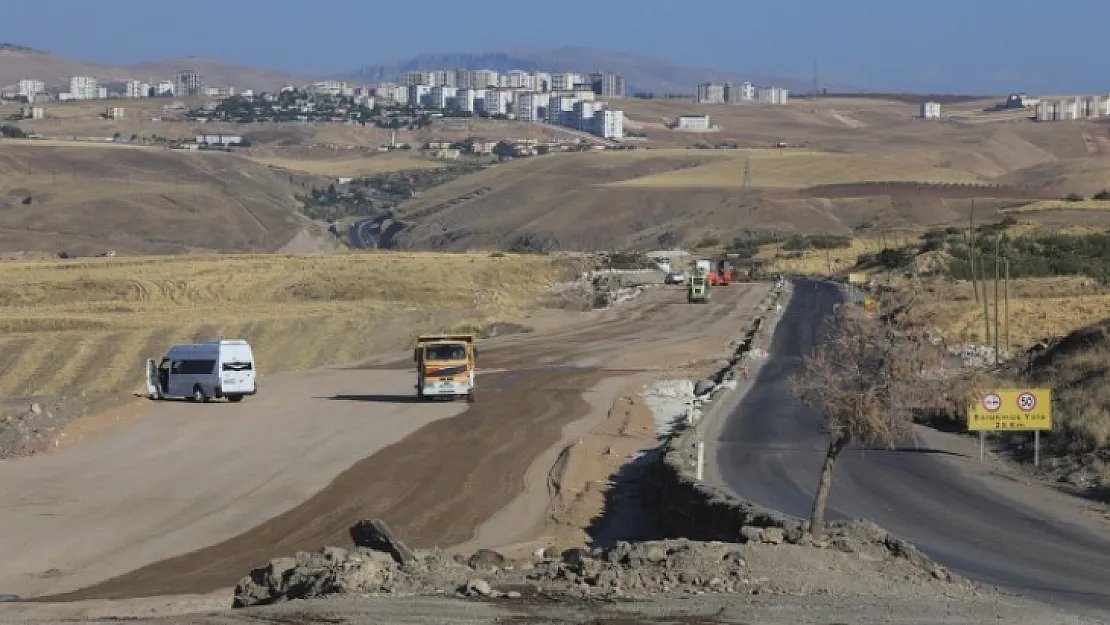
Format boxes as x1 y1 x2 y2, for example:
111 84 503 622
178 359 216 375
222 361 253 371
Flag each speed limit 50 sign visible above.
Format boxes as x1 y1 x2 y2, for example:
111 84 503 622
967 389 1052 431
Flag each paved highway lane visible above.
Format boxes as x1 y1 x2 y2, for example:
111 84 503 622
710 279 1110 614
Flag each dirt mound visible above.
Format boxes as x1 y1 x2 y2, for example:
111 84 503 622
233 519 963 609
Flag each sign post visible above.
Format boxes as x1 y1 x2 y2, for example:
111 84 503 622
967 389 1052 466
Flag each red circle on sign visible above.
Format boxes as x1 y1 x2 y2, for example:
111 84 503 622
982 393 1001 412
1017 392 1037 412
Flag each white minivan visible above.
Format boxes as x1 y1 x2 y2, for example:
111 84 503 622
145 339 257 403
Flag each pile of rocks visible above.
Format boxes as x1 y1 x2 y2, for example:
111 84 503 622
0 399 71 459
233 518 961 609
948 344 1013 368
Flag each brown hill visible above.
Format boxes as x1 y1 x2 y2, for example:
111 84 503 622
0 141 326 256
0 48 315 92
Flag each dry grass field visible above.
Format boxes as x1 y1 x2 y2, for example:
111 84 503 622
0 252 577 400
244 152 450 177
907 276 1110 348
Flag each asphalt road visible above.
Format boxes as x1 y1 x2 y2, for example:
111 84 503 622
712 279 1110 614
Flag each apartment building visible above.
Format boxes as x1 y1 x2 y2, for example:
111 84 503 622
203 86 236 98
1036 96 1110 121
676 115 711 130
407 84 432 107
697 81 769 104
725 82 754 103
373 82 408 104
174 71 203 96
515 92 551 122
453 88 480 112
501 70 534 90
757 87 789 105
550 73 583 91
696 83 725 104
308 81 352 97
920 101 941 119
479 90 514 116
429 85 458 109
69 76 99 100
429 69 455 88
547 95 576 124
593 109 624 138
590 72 625 98
156 80 175 96
18 79 44 99
125 80 150 98
466 70 500 89
401 71 432 86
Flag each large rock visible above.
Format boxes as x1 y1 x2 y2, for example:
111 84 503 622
349 518 416 567
693 379 716 396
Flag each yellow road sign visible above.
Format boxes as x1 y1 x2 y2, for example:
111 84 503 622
848 272 867 285
967 388 1053 431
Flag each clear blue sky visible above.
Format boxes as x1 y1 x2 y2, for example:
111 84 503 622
4 0 1107 93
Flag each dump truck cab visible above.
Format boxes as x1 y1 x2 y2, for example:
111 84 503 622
414 334 476 402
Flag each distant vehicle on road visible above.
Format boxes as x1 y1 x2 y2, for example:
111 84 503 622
414 334 477 402
664 272 685 284
145 339 257 403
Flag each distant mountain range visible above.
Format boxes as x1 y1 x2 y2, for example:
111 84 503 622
0 43 840 96
346 46 828 95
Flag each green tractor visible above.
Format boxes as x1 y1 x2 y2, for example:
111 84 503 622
687 272 710 304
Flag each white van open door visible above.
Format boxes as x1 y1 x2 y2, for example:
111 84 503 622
145 358 162 399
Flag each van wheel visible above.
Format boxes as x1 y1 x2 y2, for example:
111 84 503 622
192 386 208 403
227 395 244 403
467 392 475 403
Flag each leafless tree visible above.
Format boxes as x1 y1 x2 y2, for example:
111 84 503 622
789 303 984 539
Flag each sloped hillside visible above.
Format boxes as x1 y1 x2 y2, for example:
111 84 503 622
0 142 318 256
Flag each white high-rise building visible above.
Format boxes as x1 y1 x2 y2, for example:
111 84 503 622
125 80 150 98
756 87 789 105
920 101 941 119
594 109 624 139
429 86 457 109
18 79 44 99
69 76 99 100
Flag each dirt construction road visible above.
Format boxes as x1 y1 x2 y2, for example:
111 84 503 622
0 282 770 602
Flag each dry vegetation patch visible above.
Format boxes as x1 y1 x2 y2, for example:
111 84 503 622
0 252 576 401
602 150 982 189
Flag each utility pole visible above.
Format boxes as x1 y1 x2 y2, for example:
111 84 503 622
968 200 979 303
993 235 1001 365
1004 258 1011 353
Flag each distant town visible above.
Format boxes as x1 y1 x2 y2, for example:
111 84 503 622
4 69 634 140
2 68 812 143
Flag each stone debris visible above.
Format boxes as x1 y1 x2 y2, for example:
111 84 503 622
949 344 1013 368
233 518 963 609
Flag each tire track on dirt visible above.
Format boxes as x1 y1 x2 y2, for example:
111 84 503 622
44 368 605 600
